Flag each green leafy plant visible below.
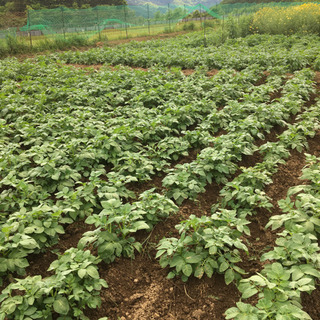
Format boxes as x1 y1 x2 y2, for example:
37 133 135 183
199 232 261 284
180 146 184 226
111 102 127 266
0 248 107 320
79 193 177 264
0 205 67 285
220 164 273 213
156 210 248 283
80 199 148 263
47 248 108 315
228 262 316 320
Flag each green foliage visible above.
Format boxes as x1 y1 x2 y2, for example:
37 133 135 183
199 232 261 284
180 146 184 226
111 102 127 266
225 14 254 39
51 35 90 50
182 22 196 31
162 64 314 207
5 34 27 54
0 248 107 319
0 205 68 284
51 33 320 71
267 153 320 237
234 262 316 319
79 193 177 263
0 33 93 58
262 231 320 267
156 210 248 283
219 164 273 212
2 31 320 320
48 248 108 313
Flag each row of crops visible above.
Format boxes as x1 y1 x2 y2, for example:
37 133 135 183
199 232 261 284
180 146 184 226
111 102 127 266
51 33 320 72
1 31 320 319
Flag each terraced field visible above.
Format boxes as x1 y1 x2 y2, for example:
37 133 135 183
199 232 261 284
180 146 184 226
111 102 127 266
1 32 320 320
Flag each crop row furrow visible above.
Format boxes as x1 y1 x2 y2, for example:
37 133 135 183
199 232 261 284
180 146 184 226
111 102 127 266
156 99 320 286
162 69 314 204
226 148 320 319
50 34 320 72
0 66 306 291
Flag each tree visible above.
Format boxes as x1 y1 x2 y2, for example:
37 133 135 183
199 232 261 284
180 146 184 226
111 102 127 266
1 0 128 11
8 0 27 11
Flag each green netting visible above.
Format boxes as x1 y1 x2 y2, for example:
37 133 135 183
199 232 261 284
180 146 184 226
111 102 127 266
24 3 221 39
20 24 51 31
19 2 315 41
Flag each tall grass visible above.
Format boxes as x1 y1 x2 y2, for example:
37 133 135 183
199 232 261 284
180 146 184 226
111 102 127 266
0 34 93 58
5 34 27 54
225 14 254 38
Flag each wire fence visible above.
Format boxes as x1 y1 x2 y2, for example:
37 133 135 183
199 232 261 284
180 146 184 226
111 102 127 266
0 3 220 47
0 1 313 47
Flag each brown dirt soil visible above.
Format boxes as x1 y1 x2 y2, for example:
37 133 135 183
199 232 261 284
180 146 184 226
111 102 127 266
105 31 189 47
254 71 270 86
86 256 241 320
181 69 195 76
26 220 96 278
301 283 320 320
313 71 320 85
207 69 220 78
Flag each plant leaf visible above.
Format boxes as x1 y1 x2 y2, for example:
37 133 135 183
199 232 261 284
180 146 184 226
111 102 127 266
53 296 69 315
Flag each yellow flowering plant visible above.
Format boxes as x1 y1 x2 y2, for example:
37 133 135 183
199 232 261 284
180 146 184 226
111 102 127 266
252 3 320 35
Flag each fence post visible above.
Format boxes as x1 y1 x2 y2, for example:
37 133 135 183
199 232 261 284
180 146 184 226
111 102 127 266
95 7 101 40
147 3 150 35
123 5 128 39
203 5 207 47
27 9 32 49
61 7 66 39
168 3 171 32
199 4 203 29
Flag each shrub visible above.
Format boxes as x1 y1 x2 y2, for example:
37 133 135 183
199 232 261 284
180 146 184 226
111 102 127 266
183 22 196 31
5 34 27 54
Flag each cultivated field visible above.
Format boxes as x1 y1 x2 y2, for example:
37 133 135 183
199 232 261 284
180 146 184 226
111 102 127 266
1 32 320 319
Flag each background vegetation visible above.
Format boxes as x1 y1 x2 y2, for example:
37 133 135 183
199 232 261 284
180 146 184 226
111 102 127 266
2 1 320 58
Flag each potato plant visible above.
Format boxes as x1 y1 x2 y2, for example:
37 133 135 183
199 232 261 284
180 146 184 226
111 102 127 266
0 248 107 320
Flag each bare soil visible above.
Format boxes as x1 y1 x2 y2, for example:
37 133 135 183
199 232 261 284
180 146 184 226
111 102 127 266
105 31 189 47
